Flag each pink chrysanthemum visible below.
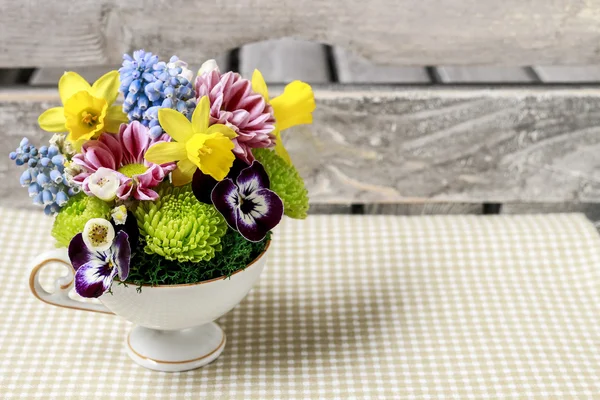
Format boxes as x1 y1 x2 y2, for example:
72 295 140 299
72 121 176 201
195 69 275 163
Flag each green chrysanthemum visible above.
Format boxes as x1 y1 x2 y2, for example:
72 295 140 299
134 184 227 262
51 193 111 247
253 148 309 219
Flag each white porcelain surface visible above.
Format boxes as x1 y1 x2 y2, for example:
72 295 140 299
127 323 226 372
29 244 269 372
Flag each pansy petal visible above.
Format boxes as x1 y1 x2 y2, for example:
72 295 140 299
192 158 249 204
145 142 186 164
192 96 211 133
68 233 96 271
236 161 270 196
236 188 283 242
211 178 240 230
111 231 131 281
59 72 91 104
38 107 67 132
74 259 116 298
192 168 218 204
91 70 120 105
158 108 194 142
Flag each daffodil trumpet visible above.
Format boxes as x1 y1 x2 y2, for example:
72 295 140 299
38 71 127 147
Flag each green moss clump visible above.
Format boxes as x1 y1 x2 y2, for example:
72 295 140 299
51 193 111 247
252 148 309 219
124 229 270 286
134 183 228 263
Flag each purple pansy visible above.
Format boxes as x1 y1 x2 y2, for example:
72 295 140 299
192 158 249 204
211 161 283 242
68 231 131 298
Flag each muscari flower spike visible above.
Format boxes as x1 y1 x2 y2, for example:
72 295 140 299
68 219 130 298
119 50 196 139
9 137 80 215
212 161 283 242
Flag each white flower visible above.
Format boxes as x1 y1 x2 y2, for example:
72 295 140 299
167 59 194 82
82 218 115 252
111 205 128 225
197 59 219 77
88 168 120 202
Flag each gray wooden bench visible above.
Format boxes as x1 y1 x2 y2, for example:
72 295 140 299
2 0 600 221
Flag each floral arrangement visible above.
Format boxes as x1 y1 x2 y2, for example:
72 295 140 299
10 50 314 298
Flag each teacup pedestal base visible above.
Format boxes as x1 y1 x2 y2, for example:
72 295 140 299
126 322 226 372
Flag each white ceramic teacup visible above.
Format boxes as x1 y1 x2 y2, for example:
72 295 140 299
28 243 269 372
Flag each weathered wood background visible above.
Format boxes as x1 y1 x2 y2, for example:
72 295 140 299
3 1 600 67
2 0 600 217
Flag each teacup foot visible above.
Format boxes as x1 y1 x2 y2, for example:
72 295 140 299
126 322 226 372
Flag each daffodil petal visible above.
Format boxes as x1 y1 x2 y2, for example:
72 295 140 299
273 128 292 165
251 70 269 101
91 71 121 105
104 105 127 133
172 159 196 186
192 96 211 133
206 123 238 139
271 80 315 131
38 107 67 132
59 72 91 104
158 108 194 142
199 134 236 181
145 142 187 164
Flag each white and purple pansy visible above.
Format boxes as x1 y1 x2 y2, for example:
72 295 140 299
211 161 283 242
68 219 131 298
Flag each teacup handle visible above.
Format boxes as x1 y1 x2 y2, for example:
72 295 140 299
28 248 113 315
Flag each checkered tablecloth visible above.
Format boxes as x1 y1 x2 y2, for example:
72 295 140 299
1 207 600 399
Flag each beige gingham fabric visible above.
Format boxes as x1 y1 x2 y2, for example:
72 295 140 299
1 207 600 399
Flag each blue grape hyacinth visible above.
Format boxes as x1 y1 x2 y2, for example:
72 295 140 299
9 138 79 215
119 50 196 139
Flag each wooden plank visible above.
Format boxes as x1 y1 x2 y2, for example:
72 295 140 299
332 47 430 83
239 38 330 83
3 1 600 68
5 87 600 206
30 54 231 85
308 204 352 214
30 66 120 86
0 69 23 85
532 66 600 82
502 203 600 225
434 67 537 83
365 203 482 215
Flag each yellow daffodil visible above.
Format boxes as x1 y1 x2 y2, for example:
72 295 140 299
145 96 237 185
38 71 127 146
251 70 315 164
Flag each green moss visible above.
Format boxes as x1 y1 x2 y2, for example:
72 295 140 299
51 193 111 247
124 229 270 286
134 183 228 263
253 148 309 219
